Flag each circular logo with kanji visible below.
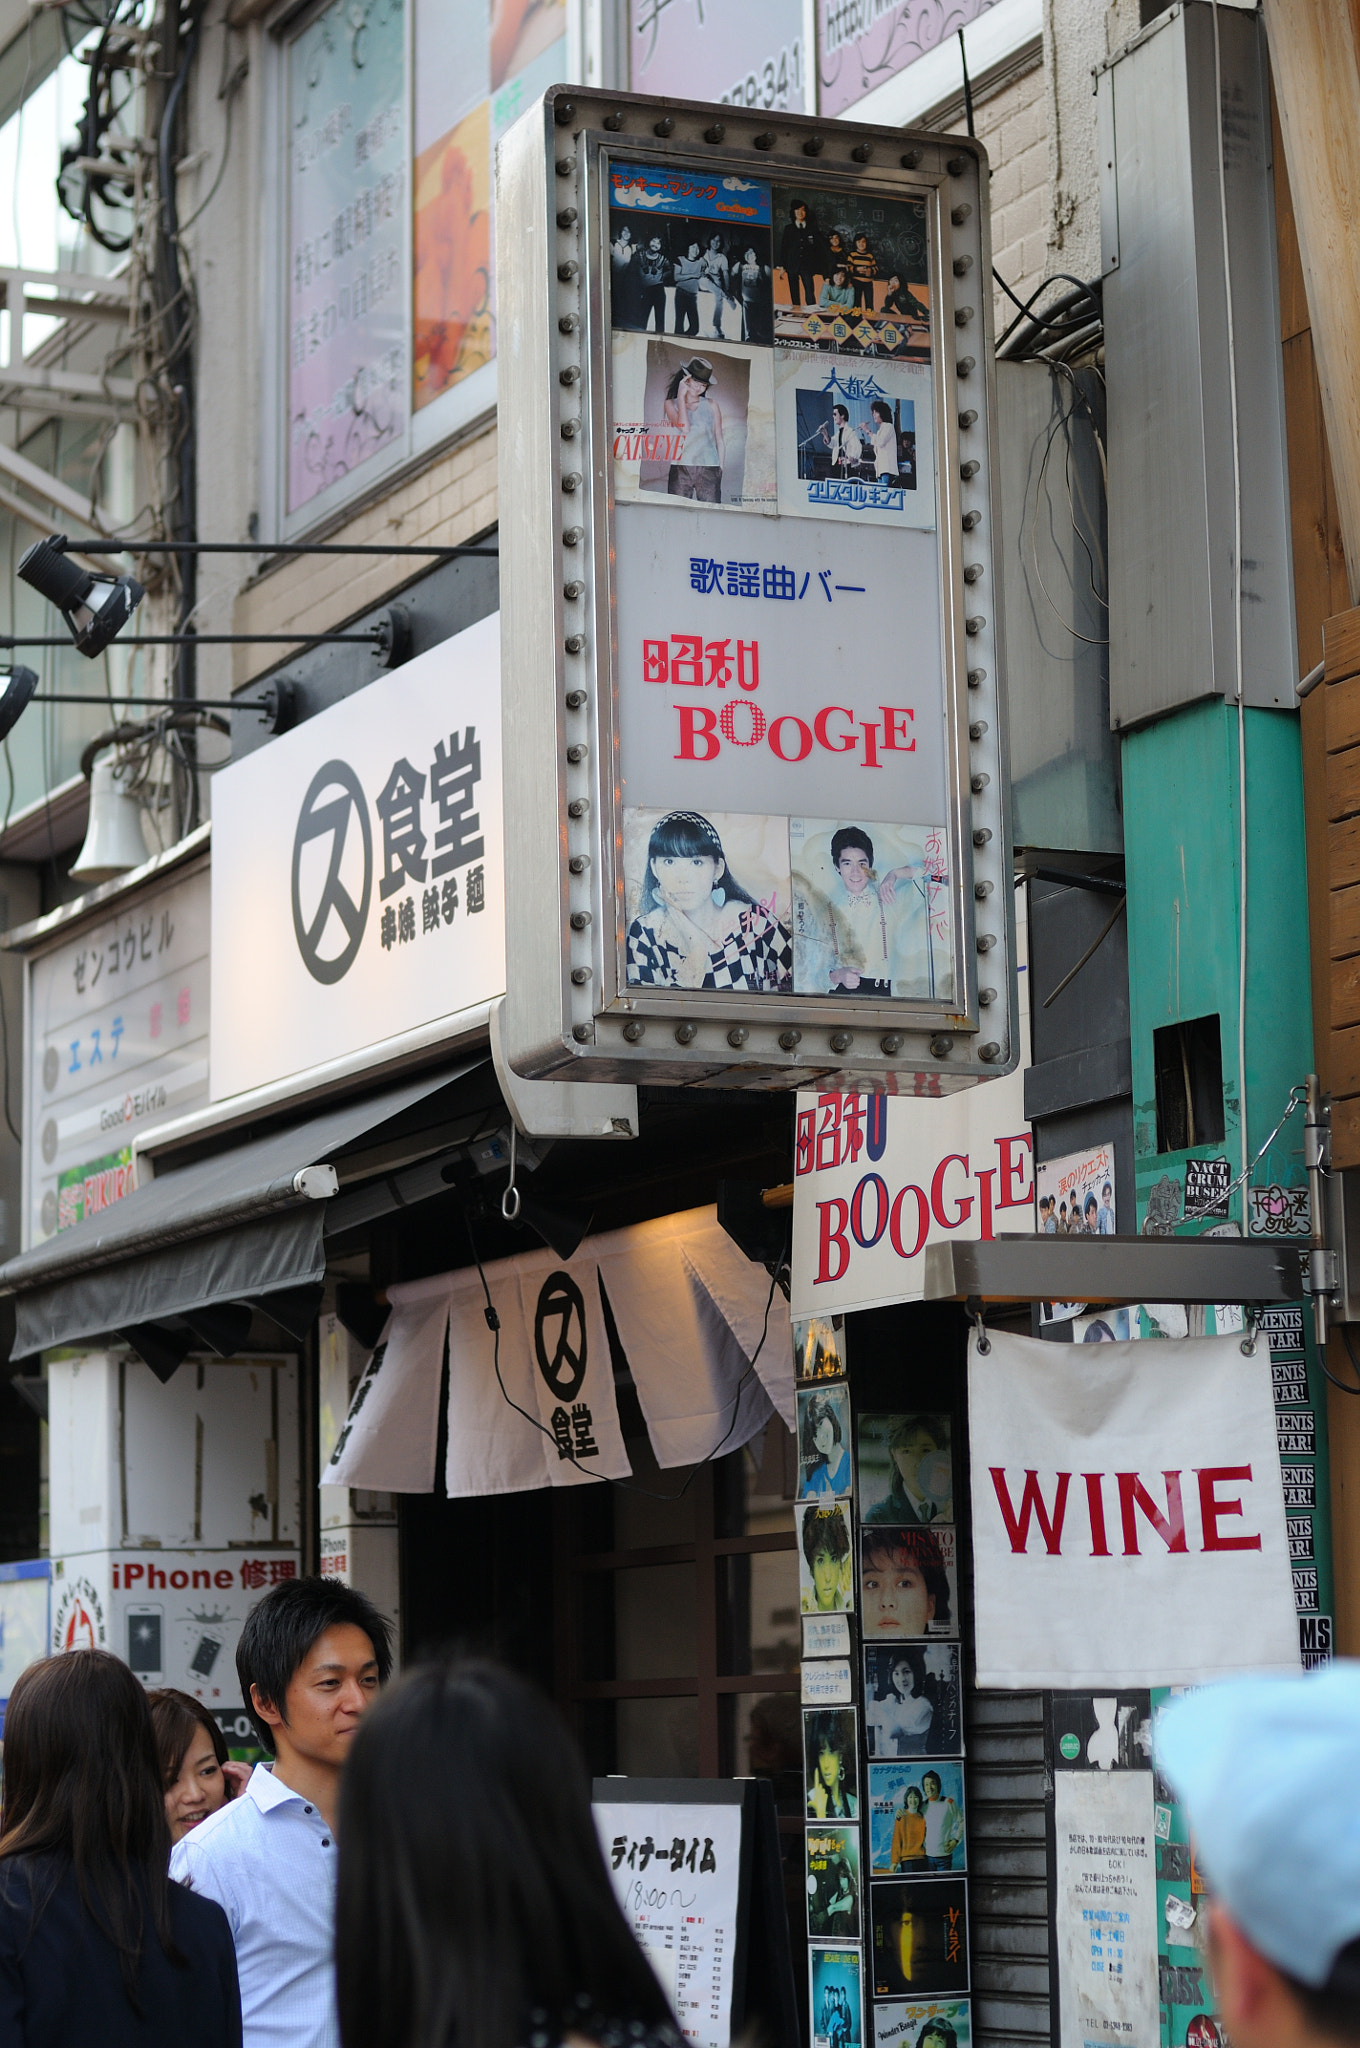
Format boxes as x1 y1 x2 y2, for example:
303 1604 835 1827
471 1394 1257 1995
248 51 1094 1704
291 759 373 985
53 1575 106 1655
534 1271 588 1402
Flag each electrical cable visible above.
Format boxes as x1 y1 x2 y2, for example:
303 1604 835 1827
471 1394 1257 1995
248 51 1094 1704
1026 374 1110 649
994 270 1102 351
1209 0 1251 1231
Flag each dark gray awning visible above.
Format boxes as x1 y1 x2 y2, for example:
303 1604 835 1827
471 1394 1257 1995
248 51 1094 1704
924 1232 1307 1305
2 1061 490 1372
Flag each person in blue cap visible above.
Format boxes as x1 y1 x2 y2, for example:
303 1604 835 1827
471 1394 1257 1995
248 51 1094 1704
1156 1664 1360 2048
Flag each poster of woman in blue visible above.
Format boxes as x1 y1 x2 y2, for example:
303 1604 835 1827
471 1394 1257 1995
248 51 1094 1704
810 1944 864 2048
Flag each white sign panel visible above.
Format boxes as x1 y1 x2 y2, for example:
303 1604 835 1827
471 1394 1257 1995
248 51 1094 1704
629 0 811 112
211 612 504 1100
25 862 210 1249
596 1800 743 2046
1054 1772 1161 2048
790 888 1030 1317
968 1329 1300 1688
51 1548 301 1714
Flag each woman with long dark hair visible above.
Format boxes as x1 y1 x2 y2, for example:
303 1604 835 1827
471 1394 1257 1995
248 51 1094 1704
147 1689 251 1845
626 811 792 993
335 1659 682 2048
0 1651 240 2045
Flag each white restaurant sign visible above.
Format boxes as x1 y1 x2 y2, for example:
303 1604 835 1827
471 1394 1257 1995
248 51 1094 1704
211 612 504 1100
968 1328 1299 1689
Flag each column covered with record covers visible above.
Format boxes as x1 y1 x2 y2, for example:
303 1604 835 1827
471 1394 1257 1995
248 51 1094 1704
796 1306 972 2048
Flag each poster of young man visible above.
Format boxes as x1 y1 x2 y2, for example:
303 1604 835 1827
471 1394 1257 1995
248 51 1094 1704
799 1500 855 1614
810 1945 864 2048
872 1998 971 2048
806 1822 862 1938
864 1644 963 1760
868 1761 966 1875
612 335 777 508
772 184 930 358
804 1706 860 1819
860 1526 958 1640
798 1383 854 1500
858 1414 953 1527
790 818 952 1001
774 354 936 527
871 1879 970 1998
621 807 792 992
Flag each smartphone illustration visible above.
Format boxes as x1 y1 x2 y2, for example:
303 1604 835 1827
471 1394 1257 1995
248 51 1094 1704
126 1606 163 1683
189 1631 224 1679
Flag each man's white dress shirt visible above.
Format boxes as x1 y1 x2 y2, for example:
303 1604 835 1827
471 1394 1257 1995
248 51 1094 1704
171 1763 337 2048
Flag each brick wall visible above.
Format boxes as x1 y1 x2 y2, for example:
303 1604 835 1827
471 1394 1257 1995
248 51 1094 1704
230 420 499 686
943 57 1050 338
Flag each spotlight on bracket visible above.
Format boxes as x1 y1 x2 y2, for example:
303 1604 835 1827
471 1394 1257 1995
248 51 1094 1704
17 533 145 658
0 666 38 743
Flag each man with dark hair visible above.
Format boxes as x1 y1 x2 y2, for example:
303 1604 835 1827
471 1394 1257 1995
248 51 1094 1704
1156 1666 1360 2048
171 1576 393 2048
779 199 819 307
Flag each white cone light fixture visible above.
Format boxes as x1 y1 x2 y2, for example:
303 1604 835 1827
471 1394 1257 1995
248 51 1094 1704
71 748 150 883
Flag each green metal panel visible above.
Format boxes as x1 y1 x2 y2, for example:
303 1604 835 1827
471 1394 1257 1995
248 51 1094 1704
1123 701 1312 1225
1122 699 1332 1684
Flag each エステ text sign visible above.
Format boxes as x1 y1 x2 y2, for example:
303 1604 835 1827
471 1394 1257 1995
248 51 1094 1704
968 1329 1298 1688
210 611 504 1099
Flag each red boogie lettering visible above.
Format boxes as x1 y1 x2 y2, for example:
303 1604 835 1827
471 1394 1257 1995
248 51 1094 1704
810 1138 1032 1285
987 1466 1263 1556
676 702 914 766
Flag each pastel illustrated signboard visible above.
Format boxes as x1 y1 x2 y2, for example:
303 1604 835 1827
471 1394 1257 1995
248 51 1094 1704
498 92 1014 1091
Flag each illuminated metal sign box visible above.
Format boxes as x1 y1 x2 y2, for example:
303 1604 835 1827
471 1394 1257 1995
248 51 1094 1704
497 87 1015 1090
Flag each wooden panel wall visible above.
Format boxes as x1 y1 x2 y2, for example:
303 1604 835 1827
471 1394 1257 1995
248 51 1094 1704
1271 88 1360 1655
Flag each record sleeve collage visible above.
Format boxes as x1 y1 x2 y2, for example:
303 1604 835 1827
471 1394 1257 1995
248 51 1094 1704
795 1315 970 2048
606 158 955 1012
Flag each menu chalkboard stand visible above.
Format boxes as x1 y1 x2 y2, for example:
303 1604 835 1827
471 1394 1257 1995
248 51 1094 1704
593 1776 798 2048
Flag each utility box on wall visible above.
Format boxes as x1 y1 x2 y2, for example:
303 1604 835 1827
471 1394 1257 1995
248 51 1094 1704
47 1350 301 1726
1098 2 1295 727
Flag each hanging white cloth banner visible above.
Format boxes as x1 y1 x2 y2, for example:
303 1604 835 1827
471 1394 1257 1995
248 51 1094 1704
321 1206 793 1494
593 1205 792 1466
968 1327 1299 1688
320 1273 451 1491
443 1247 633 1495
